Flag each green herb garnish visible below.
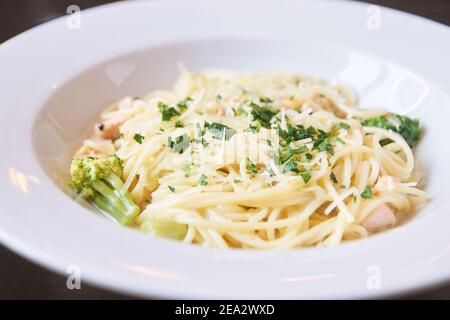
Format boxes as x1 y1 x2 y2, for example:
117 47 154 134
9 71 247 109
158 102 180 121
333 122 350 132
304 153 313 161
259 97 273 104
199 174 208 186
361 113 422 148
246 157 258 175
133 134 145 144
176 97 192 112
379 138 393 146
250 102 279 129
205 122 236 141
361 186 373 199
277 146 308 165
183 161 191 177
236 105 248 116
336 137 345 144
300 171 312 183
168 134 190 154
313 130 334 155
277 123 316 145
283 158 299 173
331 171 338 183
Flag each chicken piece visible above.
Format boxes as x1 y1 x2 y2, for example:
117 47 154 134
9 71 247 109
282 99 303 109
216 108 225 117
312 93 346 118
75 138 115 158
95 97 135 140
361 204 396 233
95 116 128 140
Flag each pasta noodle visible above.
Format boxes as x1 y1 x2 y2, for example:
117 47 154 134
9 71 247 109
73 70 427 249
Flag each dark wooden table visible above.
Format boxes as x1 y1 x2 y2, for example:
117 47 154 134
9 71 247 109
0 0 449 300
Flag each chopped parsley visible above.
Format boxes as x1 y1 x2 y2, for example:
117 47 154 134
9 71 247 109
380 138 394 146
312 130 334 155
277 146 308 165
158 102 180 121
245 124 259 133
300 171 312 184
168 134 190 154
277 123 337 155
277 123 316 145
236 105 248 116
168 186 176 193
283 158 299 173
205 122 236 141
199 174 208 186
250 102 279 129
304 153 313 161
175 121 184 128
158 98 191 121
133 133 145 144
362 115 395 130
336 137 345 145
246 158 258 175
330 171 338 183
361 113 422 148
259 97 273 104
176 97 192 112
233 179 242 184
183 161 191 177
332 122 350 135
361 186 373 199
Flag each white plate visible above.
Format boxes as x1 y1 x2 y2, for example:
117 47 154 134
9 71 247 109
0 0 449 299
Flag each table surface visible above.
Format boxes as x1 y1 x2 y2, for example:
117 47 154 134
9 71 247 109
0 0 449 300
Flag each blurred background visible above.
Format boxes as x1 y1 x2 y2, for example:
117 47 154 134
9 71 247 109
0 0 449 299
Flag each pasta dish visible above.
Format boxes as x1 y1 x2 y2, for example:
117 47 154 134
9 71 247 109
69 70 426 249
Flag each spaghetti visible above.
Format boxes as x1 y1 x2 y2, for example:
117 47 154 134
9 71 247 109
73 70 427 249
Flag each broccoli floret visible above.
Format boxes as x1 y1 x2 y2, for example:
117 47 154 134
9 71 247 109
141 218 187 241
361 113 422 148
70 155 140 225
